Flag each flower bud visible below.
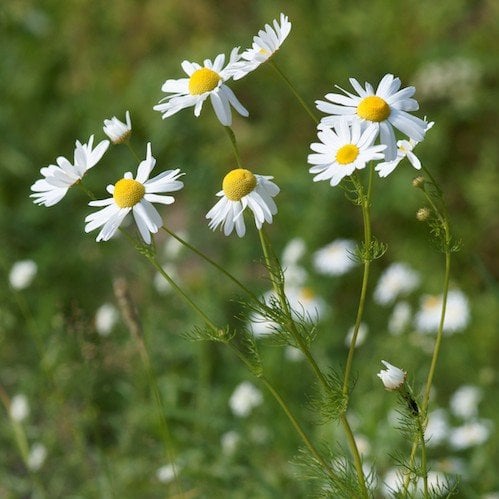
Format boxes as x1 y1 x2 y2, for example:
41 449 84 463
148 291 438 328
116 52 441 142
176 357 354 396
412 176 426 189
377 360 407 391
416 207 431 221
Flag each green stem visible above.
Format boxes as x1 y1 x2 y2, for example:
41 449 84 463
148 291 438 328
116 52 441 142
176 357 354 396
342 168 373 396
269 60 319 125
224 126 243 168
126 141 141 163
258 229 367 497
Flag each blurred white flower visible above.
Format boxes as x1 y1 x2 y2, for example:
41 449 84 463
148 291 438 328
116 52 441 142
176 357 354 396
9 260 37 290
374 263 420 305
229 381 263 417
449 385 482 420
345 322 368 348
27 443 47 471
281 237 306 267
425 408 450 447
9 394 30 422
313 239 357 276
286 286 327 322
153 263 179 294
448 420 492 450
156 463 179 483
354 434 371 456
103 110 132 144
413 57 481 107
381 468 404 497
377 360 406 391
283 264 308 287
95 303 118 336
162 231 187 260
284 346 305 362
221 431 240 455
415 289 470 334
388 301 412 335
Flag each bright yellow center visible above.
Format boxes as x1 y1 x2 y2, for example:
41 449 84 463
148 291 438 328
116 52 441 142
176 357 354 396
222 169 257 201
336 144 359 165
188 68 221 95
113 178 145 208
258 47 270 55
357 96 391 122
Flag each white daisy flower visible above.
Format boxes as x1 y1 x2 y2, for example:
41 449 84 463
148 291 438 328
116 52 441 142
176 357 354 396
9 394 30 423
27 443 47 471
425 408 450 447
9 260 37 290
206 168 279 237
448 420 492 450
316 74 428 160
377 360 406 391
30 135 109 207
449 385 482 420
308 121 386 186
221 431 240 455
345 322 368 348
153 48 248 126
414 289 470 334
374 262 420 306
103 110 132 144
313 238 357 276
375 121 434 177
388 301 412 335
156 463 180 483
85 143 184 244
229 381 263 417
286 286 327 322
231 13 292 80
94 303 118 336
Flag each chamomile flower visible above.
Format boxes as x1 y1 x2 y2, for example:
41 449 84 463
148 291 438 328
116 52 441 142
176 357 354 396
377 360 407 391
374 262 420 305
85 143 184 244
375 121 434 177
308 121 386 186
206 168 279 237
30 135 109 207
231 13 292 80
316 74 428 160
153 48 248 126
103 110 132 144
313 238 357 276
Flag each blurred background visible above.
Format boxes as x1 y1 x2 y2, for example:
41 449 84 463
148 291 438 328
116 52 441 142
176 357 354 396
1 0 498 497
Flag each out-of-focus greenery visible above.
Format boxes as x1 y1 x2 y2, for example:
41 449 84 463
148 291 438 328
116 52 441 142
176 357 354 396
1 0 498 497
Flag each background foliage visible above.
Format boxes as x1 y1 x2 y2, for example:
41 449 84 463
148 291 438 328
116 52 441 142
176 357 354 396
1 0 498 497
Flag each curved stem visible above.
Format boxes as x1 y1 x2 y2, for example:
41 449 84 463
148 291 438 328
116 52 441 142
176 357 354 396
342 168 373 396
269 60 319 125
224 126 243 168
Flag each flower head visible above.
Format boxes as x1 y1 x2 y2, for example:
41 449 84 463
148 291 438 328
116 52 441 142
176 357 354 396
85 143 184 244
308 121 386 186
375 121 434 177
231 13 292 80
449 385 482 420
414 289 470 334
316 74 427 160
377 360 407 390
229 381 263 417
103 110 132 144
9 260 37 290
10 394 30 422
374 262 420 306
313 239 357 276
30 135 109 206
153 48 248 126
206 168 279 237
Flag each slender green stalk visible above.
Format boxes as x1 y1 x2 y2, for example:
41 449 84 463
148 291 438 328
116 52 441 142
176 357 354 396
126 141 141 163
342 168 374 396
269 60 319 125
224 126 243 168
258 228 368 498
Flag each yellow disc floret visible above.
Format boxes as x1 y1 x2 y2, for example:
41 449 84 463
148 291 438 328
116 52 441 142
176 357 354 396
336 144 359 165
357 95 391 122
222 169 257 201
189 68 221 95
113 178 145 208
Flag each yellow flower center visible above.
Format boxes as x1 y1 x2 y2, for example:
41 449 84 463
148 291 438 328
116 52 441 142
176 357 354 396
357 95 391 122
222 169 257 201
423 295 441 310
188 68 221 95
258 47 270 55
300 287 315 301
336 144 359 165
113 178 145 208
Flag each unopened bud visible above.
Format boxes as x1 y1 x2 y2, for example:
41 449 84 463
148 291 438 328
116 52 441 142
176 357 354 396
416 207 431 221
412 176 426 189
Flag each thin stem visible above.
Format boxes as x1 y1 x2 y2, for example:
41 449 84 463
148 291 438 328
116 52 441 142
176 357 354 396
224 126 243 168
161 225 260 304
126 141 141 163
342 168 374 396
258 229 368 497
269 59 319 125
